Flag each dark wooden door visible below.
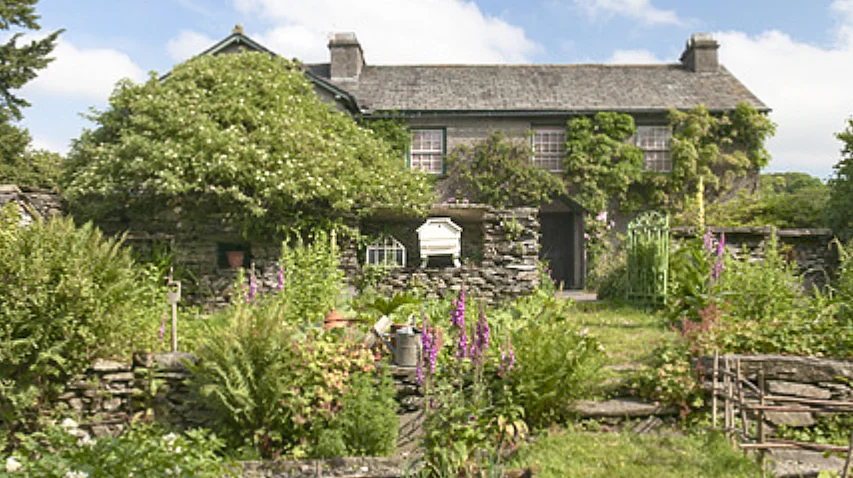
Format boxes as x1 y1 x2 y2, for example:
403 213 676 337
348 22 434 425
539 212 575 289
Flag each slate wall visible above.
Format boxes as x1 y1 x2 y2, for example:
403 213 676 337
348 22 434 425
695 354 853 428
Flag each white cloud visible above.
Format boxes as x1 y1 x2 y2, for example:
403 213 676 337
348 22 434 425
574 0 685 26
607 48 662 64
24 39 145 101
167 30 217 61
716 28 853 179
232 0 539 64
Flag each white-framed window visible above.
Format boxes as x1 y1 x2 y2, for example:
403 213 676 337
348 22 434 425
410 129 444 174
636 126 673 172
365 236 406 268
532 127 565 172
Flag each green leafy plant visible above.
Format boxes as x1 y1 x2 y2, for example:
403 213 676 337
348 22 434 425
0 204 166 439
446 131 565 207
829 119 853 240
508 312 603 428
64 51 434 237
277 231 344 325
188 294 378 459
633 337 704 415
331 370 399 456
417 292 527 476
1 420 232 477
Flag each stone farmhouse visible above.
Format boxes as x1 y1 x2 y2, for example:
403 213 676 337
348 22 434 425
150 27 768 302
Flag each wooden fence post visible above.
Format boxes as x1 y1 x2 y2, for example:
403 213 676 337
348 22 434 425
712 350 719 429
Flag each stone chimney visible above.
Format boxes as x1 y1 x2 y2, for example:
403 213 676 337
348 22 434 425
329 32 364 81
680 33 719 73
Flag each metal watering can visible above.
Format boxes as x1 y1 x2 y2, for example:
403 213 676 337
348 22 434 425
370 316 421 368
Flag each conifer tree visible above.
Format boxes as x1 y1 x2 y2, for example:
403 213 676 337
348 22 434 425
0 0 61 187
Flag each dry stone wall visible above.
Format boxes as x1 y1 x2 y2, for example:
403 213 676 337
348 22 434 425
56 352 205 437
695 354 853 428
673 226 838 290
373 207 541 303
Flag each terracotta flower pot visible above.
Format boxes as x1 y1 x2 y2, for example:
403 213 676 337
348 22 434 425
226 250 244 269
324 310 347 330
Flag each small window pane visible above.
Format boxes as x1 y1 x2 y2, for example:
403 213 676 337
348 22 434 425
410 129 444 174
533 128 565 172
636 126 672 173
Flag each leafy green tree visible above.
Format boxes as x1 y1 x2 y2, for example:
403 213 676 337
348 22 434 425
446 131 565 207
564 112 644 213
707 173 828 228
65 52 434 236
0 0 62 188
829 119 853 240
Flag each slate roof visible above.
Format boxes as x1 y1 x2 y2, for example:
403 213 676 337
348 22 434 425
306 63 767 114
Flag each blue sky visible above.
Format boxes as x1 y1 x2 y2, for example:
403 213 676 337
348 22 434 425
16 0 853 179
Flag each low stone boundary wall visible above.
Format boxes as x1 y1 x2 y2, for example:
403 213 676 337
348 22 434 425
695 354 853 427
375 208 540 303
58 354 425 448
57 352 204 437
674 226 838 290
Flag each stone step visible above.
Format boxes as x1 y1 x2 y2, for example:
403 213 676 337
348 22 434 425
569 398 674 419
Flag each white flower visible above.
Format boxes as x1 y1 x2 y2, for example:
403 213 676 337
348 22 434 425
77 434 96 448
60 418 79 431
162 432 178 446
5 456 23 473
64 470 88 478
173 446 182 454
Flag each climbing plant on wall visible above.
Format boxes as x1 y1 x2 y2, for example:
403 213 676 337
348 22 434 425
639 103 775 218
563 112 645 214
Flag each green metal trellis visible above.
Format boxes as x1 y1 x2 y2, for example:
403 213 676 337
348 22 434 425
626 211 669 306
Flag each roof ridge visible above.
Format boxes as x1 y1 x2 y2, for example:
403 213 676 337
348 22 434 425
356 63 684 68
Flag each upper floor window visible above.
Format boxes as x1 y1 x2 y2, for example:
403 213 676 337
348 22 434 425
410 129 444 175
532 128 565 172
636 126 672 172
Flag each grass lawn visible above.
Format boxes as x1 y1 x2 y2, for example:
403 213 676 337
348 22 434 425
508 428 761 478
570 302 674 367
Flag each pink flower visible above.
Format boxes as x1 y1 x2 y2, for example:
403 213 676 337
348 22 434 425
450 287 469 358
595 211 608 223
470 307 490 363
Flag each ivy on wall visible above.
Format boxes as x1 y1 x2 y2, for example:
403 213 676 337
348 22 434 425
563 112 645 214
562 103 774 223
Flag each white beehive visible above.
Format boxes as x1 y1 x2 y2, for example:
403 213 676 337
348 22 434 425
416 217 462 267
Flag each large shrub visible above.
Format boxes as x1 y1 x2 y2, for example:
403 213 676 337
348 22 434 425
64 52 434 236
0 205 165 437
507 298 603 428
